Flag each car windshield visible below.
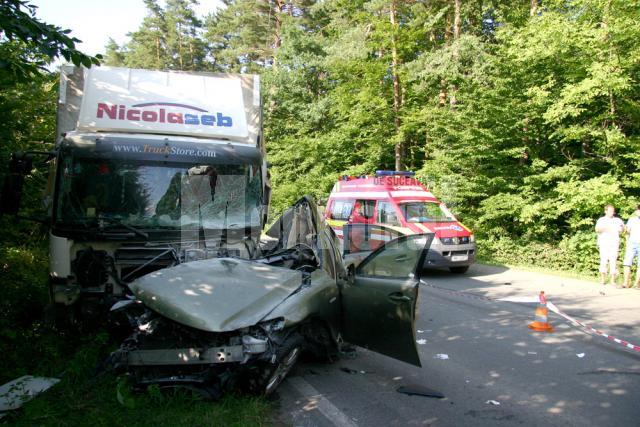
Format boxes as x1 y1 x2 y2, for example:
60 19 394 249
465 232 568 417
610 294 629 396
399 201 455 223
55 156 263 230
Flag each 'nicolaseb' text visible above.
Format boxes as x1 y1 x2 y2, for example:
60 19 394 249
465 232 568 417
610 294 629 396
96 103 234 127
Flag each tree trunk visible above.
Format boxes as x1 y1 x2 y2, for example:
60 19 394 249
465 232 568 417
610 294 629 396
156 36 161 68
602 0 617 125
453 0 461 40
450 0 461 108
273 0 285 68
177 23 184 69
390 0 403 171
530 0 539 17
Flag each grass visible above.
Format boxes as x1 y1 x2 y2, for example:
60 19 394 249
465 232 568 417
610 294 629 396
1 239 273 426
2 329 273 426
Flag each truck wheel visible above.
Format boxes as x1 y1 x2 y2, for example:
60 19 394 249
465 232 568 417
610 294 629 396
449 266 469 274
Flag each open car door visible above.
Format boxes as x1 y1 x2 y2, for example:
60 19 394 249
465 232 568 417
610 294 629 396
341 224 433 366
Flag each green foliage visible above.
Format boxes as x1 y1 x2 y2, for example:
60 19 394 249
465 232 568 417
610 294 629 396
110 0 207 70
0 0 101 82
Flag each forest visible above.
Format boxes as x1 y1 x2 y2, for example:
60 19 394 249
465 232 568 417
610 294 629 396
2 0 639 276
0 0 638 422
100 0 640 272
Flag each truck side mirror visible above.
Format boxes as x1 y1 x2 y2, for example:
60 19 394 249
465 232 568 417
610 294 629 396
0 152 33 215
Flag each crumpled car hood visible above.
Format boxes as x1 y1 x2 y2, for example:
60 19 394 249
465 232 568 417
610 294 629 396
129 257 303 332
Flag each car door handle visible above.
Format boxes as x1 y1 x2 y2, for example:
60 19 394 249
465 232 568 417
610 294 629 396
388 292 412 302
394 255 409 262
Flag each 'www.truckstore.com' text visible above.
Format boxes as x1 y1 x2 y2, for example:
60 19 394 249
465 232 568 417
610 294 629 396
113 144 217 157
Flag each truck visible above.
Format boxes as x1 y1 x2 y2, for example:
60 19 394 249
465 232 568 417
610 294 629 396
1 65 270 325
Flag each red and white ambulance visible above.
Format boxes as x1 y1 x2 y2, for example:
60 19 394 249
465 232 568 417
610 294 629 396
325 171 476 273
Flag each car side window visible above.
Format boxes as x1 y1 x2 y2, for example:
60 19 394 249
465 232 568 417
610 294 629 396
358 234 431 279
330 200 354 220
343 224 402 254
377 201 400 226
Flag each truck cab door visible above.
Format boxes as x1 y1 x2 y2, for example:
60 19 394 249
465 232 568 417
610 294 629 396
340 224 433 366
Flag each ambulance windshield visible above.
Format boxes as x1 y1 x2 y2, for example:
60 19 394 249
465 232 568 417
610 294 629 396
399 202 455 223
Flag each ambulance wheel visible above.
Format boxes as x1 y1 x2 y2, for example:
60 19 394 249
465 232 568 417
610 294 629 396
449 266 469 274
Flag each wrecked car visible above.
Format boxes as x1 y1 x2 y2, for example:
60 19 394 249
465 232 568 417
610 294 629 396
108 197 433 396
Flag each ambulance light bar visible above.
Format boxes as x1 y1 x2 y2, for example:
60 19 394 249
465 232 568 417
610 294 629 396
375 170 416 177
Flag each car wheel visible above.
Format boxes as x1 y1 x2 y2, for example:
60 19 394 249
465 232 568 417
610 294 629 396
263 333 304 396
449 266 469 274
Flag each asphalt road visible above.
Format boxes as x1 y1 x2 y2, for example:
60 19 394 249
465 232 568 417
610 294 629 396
276 265 640 426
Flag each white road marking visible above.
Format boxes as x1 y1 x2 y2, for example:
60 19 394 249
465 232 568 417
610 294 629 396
287 376 358 427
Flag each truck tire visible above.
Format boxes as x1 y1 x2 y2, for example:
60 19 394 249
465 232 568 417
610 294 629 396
449 266 469 274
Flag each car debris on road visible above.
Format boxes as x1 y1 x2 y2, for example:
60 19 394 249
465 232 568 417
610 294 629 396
0 376 60 417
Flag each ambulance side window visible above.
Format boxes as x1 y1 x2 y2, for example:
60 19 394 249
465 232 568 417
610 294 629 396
355 200 375 219
377 201 400 226
331 200 354 220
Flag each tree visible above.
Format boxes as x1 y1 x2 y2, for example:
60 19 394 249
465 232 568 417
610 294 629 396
0 0 101 82
103 38 126 66
165 0 207 70
124 0 169 69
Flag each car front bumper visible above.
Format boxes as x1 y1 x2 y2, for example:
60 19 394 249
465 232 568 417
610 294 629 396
423 242 476 268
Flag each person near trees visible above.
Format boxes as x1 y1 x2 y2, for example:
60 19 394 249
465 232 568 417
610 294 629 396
622 205 640 289
595 204 625 285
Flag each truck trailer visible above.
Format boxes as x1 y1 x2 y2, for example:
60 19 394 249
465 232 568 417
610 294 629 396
2 65 269 325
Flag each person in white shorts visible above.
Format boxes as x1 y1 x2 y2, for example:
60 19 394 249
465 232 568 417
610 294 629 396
623 205 640 288
595 204 624 285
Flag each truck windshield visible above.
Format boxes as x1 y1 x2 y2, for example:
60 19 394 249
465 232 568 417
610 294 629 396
399 202 455 223
55 156 262 230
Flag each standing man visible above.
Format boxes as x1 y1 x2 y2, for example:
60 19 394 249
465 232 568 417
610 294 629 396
622 205 640 288
595 204 625 285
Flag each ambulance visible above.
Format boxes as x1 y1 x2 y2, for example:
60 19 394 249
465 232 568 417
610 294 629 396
325 171 476 273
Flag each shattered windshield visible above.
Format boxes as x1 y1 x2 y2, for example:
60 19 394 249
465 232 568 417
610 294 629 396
265 199 317 253
55 156 263 230
399 201 455 223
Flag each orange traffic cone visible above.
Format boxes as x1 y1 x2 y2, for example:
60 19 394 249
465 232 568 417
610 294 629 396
528 291 554 332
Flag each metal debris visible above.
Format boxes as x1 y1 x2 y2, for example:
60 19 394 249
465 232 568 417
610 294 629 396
340 367 373 375
397 385 445 399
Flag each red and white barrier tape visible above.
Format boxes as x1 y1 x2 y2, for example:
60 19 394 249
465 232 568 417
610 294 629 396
545 301 640 353
420 281 640 354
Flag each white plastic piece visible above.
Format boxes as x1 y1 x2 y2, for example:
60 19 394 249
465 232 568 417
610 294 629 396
486 400 501 405
0 376 60 412
416 339 427 345
110 299 136 311
434 354 449 360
